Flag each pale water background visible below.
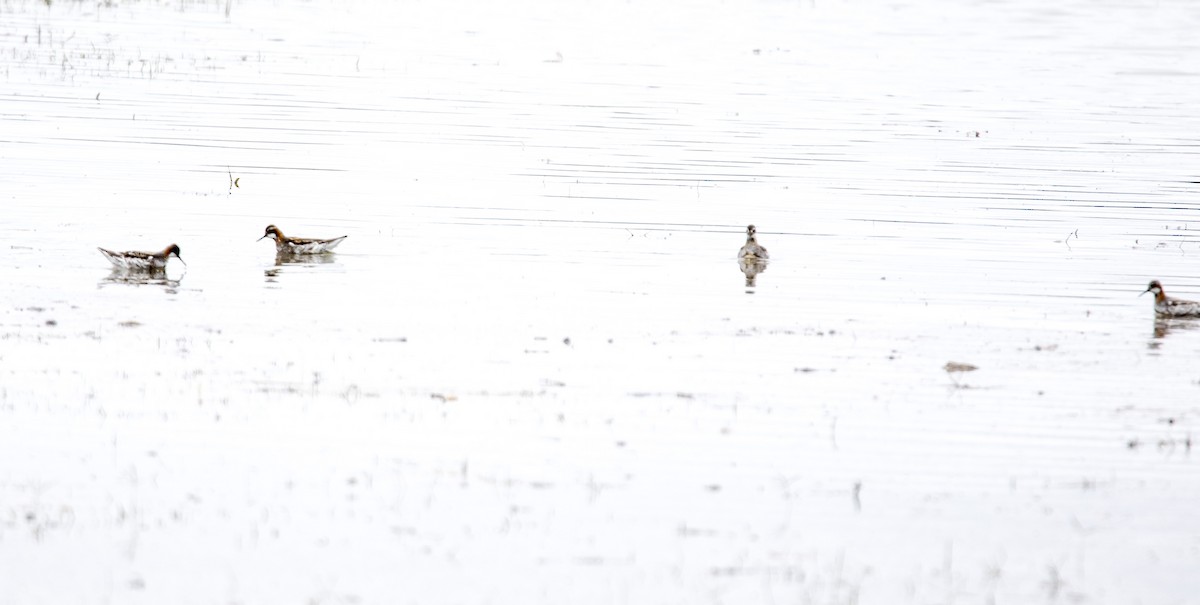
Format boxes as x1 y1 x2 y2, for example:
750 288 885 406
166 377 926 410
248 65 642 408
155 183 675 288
2 0 1200 603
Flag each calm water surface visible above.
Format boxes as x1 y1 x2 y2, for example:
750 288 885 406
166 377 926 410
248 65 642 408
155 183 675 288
3 0 1200 603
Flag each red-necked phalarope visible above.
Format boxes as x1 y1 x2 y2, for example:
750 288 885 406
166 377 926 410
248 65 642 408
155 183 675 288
1143 280 1200 317
258 224 347 255
738 224 769 260
98 244 185 270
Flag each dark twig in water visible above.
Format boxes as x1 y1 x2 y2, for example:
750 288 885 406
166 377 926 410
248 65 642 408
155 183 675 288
1064 228 1078 250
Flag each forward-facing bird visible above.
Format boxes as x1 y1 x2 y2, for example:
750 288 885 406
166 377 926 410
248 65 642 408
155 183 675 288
737 224 768 261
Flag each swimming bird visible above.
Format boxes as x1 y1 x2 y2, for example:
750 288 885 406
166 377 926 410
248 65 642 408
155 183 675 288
98 244 185 271
1143 280 1200 317
738 224 769 261
258 224 347 255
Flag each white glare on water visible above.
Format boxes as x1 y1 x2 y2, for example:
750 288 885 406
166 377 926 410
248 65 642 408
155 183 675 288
2 0 1200 602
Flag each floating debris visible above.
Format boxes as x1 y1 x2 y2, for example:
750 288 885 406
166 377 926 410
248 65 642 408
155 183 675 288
943 361 978 373
944 361 978 389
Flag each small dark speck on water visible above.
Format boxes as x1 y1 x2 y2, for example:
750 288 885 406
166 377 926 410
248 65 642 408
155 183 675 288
705 484 721 492
44 319 56 326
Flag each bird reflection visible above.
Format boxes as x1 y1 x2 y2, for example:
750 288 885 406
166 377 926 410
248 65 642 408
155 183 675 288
738 256 768 288
99 268 182 292
265 251 338 283
1152 316 1199 341
274 251 338 266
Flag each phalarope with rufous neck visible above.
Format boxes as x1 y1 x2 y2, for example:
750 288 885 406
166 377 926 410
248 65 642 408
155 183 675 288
738 224 769 261
98 244 185 271
1143 280 1200 318
258 224 347 255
